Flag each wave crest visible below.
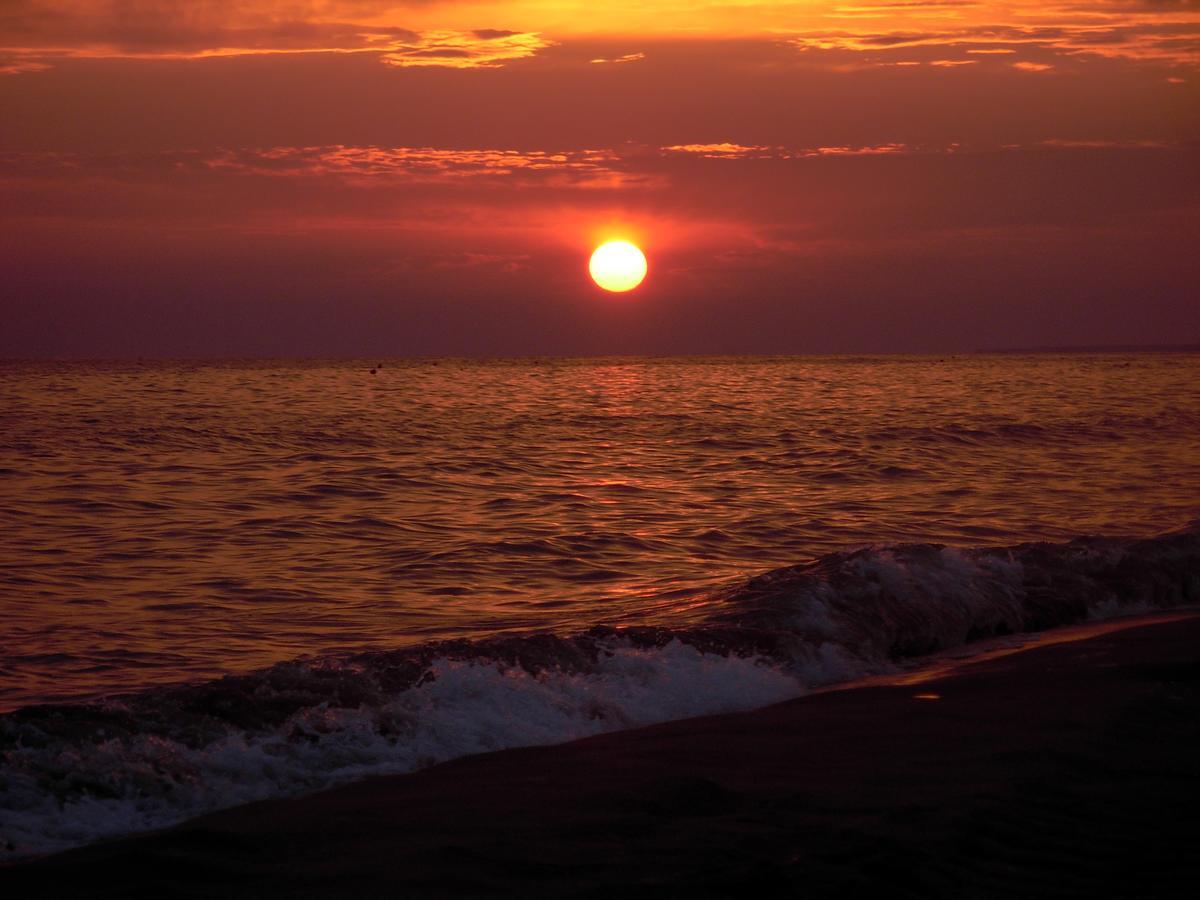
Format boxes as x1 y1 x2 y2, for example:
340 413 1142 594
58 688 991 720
2 524 1197 858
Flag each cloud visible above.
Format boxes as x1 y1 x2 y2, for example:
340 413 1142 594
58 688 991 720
429 251 530 272
381 30 550 67
662 142 914 158
0 1 551 68
16 139 1190 240
11 138 1185 200
0 145 655 194
793 23 1200 58
589 52 644 64
2 1 409 54
1037 137 1173 146
0 57 51 74
790 0 1200 68
4 1 1197 75
204 145 632 184
661 143 774 158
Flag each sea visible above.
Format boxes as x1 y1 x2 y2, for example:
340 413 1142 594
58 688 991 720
2 354 1198 856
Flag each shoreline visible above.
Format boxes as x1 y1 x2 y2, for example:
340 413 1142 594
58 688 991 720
5 520 1197 862
6 610 1200 897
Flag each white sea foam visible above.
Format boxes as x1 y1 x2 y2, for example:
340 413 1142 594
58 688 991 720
0 640 814 858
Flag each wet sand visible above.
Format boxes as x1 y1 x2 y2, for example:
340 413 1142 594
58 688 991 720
6 612 1200 898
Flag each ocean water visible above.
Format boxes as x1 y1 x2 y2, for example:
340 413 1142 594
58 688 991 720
2 354 1199 856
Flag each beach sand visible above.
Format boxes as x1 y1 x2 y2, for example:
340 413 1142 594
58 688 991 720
6 612 1200 898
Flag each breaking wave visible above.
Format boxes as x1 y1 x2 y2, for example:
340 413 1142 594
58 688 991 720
2 524 1198 859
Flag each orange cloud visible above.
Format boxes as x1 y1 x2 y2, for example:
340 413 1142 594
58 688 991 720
662 143 914 159
380 29 550 67
198 145 633 184
662 143 774 159
799 31 1198 66
0 58 51 74
789 1 1200 68
0 1 551 68
589 52 645 64
4 2 1197 75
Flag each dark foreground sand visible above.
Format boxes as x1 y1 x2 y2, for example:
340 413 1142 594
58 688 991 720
6 613 1200 898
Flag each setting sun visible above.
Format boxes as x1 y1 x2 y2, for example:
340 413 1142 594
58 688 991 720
3 0 1199 890
589 241 647 293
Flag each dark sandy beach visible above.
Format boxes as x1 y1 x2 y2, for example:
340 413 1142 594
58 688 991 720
6 612 1200 898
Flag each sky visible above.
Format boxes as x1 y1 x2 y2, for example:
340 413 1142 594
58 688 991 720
1 1 1197 356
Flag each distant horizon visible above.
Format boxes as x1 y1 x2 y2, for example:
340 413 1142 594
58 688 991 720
4 343 1200 363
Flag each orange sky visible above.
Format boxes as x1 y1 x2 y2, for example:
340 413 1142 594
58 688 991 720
2 1 1197 354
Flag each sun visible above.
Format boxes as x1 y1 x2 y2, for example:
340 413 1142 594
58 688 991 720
589 240 647 293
